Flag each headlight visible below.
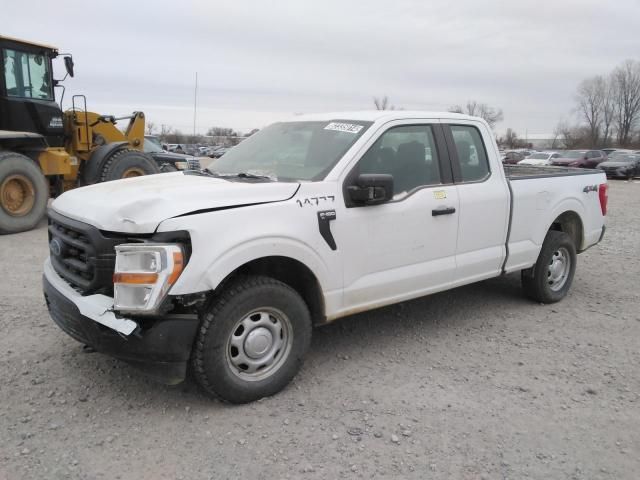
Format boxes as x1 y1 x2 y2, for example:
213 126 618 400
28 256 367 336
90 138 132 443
174 161 188 170
113 244 184 313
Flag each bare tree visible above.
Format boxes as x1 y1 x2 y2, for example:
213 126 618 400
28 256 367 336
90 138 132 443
206 126 237 137
611 59 640 147
159 124 174 142
449 100 503 129
555 120 587 149
145 121 157 136
373 96 395 110
500 128 520 149
575 77 603 147
601 75 616 147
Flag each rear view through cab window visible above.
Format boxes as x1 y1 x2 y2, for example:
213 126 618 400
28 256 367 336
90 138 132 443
450 125 490 182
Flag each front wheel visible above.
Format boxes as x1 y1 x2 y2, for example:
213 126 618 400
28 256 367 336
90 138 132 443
192 276 312 403
521 230 577 303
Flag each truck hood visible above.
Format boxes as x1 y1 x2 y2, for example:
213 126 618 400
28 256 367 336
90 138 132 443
51 172 300 233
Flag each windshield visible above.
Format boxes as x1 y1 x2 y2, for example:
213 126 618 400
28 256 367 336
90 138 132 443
563 151 586 158
528 153 549 159
3 48 53 100
144 137 163 153
209 120 372 181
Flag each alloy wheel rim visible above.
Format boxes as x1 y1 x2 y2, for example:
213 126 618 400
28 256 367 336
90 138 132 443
225 308 292 381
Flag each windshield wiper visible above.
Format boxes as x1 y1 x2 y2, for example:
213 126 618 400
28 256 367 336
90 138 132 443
201 169 275 181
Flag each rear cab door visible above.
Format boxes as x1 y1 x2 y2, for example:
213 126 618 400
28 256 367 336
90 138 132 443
441 120 511 284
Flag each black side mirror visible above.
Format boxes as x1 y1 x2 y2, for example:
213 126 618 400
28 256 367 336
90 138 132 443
348 174 394 206
64 56 74 78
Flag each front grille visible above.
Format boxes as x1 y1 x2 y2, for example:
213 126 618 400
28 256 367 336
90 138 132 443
48 211 130 295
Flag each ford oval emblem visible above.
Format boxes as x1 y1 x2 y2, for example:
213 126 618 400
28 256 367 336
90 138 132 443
49 238 62 256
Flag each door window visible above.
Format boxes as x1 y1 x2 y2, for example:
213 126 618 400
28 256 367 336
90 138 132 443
450 125 490 182
3 48 52 100
356 125 441 199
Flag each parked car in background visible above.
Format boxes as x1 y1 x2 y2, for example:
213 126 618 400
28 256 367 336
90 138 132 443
502 151 526 164
550 150 606 169
518 151 561 166
209 146 230 158
597 152 640 179
144 136 201 172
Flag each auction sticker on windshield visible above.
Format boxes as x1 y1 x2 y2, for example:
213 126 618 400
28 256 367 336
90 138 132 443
324 122 364 134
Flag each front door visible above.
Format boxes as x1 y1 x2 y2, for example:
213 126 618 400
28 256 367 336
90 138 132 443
334 121 459 313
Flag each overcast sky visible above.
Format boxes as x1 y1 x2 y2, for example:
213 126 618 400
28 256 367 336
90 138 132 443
4 0 639 135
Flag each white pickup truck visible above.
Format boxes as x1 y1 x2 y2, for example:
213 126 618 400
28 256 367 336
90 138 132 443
43 111 608 403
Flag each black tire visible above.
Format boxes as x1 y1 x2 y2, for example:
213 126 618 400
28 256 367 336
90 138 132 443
192 275 312 404
521 230 577 303
0 151 48 234
100 149 160 182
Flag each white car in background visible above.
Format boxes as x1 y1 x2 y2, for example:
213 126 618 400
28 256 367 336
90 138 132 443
518 151 562 166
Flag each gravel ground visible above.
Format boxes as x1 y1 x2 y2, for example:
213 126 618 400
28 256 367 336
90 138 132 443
0 180 638 480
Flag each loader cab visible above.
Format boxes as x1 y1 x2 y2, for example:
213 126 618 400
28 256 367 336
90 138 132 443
0 35 65 147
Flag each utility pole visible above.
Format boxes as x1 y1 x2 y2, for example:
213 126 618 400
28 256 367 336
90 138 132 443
193 72 198 140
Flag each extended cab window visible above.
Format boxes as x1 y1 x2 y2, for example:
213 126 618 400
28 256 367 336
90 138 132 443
3 48 52 100
356 125 441 198
450 125 490 182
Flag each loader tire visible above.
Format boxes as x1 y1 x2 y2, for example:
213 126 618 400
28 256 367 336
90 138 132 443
99 149 159 182
0 151 48 234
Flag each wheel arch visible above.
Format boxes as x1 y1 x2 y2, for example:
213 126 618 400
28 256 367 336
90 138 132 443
548 210 584 251
215 256 326 325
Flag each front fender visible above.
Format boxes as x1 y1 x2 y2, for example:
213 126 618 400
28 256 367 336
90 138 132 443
169 236 332 296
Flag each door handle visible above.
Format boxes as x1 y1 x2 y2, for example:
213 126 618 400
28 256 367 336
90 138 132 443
432 206 456 216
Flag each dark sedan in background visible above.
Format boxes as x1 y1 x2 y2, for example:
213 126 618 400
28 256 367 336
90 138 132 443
597 153 640 179
144 136 201 172
550 150 607 168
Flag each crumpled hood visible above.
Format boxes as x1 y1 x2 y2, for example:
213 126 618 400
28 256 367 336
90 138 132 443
51 172 300 233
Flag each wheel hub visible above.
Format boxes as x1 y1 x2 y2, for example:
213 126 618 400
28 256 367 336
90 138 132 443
226 309 292 381
0 174 35 217
547 248 570 291
244 327 273 358
122 167 145 178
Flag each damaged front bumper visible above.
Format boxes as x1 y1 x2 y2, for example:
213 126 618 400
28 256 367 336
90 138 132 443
43 258 199 385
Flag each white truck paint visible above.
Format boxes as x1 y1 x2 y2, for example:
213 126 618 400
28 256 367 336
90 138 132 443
43 111 607 401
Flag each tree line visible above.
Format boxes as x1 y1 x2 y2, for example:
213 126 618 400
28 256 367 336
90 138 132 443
562 59 640 148
145 122 258 145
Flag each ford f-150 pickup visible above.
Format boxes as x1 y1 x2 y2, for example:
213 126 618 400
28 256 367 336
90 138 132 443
43 111 608 403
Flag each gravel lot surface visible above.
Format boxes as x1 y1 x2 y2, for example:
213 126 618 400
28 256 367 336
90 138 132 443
0 180 638 480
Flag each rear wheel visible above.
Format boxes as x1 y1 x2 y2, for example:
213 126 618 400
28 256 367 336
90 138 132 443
100 149 160 182
0 151 48 234
521 230 577 303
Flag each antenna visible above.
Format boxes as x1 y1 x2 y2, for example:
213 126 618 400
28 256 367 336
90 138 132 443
193 71 198 139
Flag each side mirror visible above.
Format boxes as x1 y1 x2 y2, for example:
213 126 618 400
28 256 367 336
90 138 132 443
64 56 74 78
348 174 394 206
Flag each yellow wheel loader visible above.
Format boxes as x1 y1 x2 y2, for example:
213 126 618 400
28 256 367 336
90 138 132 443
0 35 159 234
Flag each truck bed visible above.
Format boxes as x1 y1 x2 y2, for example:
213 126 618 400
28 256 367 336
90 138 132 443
504 164 601 180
